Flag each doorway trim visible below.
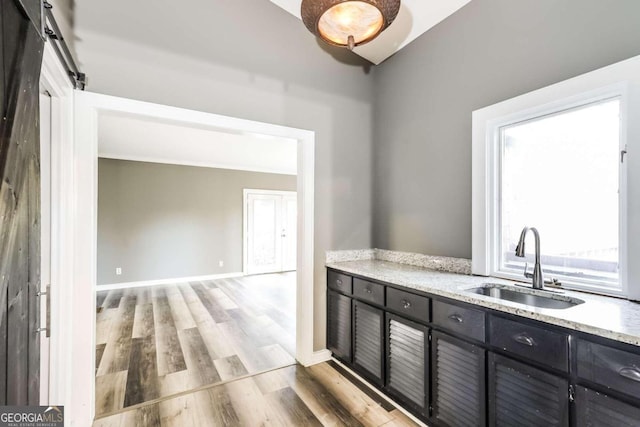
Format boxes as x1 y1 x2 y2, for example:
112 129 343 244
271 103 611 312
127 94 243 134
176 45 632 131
39 40 75 410
243 188 297 275
70 91 315 425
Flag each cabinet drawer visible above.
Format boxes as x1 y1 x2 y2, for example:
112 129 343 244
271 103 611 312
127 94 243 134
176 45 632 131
433 300 485 343
327 270 352 294
577 339 640 398
489 315 568 372
353 278 384 305
386 287 430 323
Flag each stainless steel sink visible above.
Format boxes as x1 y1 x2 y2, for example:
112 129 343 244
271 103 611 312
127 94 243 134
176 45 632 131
467 283 585 309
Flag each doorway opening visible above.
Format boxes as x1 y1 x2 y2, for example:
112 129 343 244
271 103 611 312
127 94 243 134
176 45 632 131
67 92 317 424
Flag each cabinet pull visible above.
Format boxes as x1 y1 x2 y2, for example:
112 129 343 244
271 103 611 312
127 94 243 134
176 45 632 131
448 314 463 323
619 367 640 382
336 279 342 286
402 299 411 309
366 288 372 294
513 333 535 347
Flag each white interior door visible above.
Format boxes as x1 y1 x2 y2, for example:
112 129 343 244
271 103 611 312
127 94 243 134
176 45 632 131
245 190 296 275
39 92 51 403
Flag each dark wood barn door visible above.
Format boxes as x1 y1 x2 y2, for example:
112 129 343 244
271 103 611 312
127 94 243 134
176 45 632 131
0 0 45 405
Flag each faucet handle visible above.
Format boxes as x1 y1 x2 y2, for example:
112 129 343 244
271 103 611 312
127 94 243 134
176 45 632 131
523 263 534 279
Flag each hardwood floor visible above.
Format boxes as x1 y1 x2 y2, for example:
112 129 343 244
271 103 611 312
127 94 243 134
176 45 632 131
95 273 297 418
93 362 419 427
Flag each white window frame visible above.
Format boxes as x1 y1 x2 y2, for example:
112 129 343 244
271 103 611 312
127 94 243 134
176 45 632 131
473 55 640 299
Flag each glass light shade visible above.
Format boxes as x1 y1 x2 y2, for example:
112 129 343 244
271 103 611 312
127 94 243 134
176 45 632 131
301 0 400 49
317 1 384 46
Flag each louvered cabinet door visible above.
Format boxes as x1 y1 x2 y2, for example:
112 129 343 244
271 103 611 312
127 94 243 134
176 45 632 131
576 386 640 427
432 331 486 427
353 301 384 385
488 353 569 427
386 314 428 416
327 290 352 362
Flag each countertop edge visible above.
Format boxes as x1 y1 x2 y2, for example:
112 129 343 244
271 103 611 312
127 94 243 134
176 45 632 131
326 260 640 348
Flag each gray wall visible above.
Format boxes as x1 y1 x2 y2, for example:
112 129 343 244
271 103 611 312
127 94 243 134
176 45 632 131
76 0 640 349
372 0 640 259
76 0 374 349
97 159 296 285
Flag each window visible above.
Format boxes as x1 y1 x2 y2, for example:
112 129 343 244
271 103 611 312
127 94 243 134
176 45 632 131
471 55 640 298
499 99 621 289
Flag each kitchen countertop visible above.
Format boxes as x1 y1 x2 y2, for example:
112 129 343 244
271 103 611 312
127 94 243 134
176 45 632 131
326 258 640 347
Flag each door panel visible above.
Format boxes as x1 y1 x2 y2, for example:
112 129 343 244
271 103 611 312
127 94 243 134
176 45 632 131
386 314 428 415
353 301 383 386
0 1 44 403
489 353 568 427
327 290 351 361
245 191 296 274
576 386 640 427
246 194 282 274
432 331 485 427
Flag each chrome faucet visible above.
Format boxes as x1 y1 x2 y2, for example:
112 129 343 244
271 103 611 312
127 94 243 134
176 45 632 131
515 226 544 290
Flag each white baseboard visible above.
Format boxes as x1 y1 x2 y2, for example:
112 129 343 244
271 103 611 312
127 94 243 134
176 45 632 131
331 358 428 427
300 349 332 367
97 272 244 290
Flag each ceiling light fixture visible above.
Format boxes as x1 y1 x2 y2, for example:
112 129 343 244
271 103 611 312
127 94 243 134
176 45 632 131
301 0 401 50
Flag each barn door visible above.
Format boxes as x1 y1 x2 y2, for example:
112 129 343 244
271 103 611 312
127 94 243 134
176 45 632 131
0 0 45 405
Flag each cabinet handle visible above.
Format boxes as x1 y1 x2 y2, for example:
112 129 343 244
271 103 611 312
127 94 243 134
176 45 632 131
402 300 411 309
365 288 372 294
619 367 640 383
336 279 342 286
513 333 535 347
448 314 463 323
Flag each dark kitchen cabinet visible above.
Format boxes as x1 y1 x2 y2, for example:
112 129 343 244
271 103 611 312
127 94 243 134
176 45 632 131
433 299 485 343
489 315 568 372
327 270 352 295
327 290 351 362
432 331 486 427
353 300 384 386
386 314 429 416
576 338 640 398
326 268 640 427
488 352 569 427
575 386 640 427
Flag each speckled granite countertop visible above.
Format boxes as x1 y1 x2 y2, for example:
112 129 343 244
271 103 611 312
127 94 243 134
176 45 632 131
326 257 640 347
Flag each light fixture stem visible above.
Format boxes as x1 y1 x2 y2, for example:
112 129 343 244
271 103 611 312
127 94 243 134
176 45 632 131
347 35 355 50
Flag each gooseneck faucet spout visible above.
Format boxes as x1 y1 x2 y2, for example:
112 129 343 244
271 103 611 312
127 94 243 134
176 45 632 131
515 226 544 290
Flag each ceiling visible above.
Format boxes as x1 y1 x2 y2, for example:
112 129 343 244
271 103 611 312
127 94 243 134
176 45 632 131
98 114 297 175
269 0 472 64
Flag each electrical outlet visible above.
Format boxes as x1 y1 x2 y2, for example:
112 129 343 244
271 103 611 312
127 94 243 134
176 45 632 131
116 267 122 275
219 260 224 267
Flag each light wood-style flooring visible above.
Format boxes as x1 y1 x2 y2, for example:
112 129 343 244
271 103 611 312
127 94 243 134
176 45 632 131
93 361 419 427
95 273 297 418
